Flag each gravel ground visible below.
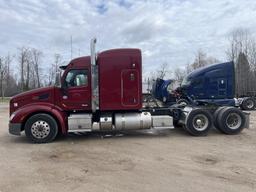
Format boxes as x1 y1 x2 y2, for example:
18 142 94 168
0 103 256 192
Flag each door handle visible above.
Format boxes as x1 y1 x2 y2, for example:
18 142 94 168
82 104 88 107
63 95 68 99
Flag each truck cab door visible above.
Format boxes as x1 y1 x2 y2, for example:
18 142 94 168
218 78 227 97
121 69 139 106
191 77 205 99
61 69 91 111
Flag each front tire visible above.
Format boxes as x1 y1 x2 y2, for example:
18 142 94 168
25 113 58 143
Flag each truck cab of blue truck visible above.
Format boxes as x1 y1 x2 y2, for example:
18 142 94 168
153 61 255 110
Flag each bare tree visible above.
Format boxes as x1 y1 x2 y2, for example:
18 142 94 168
174 68 186 85
190 50 219 70
157 62 170 79
171 50 220 88
31 48 43 88
226 28 251 62
191 50 207 69
0 54 19 97
18 47 30 91
5 54 11 87
185 63 193 74
24 50 31 90
226 28 256 95
0 57 7 100
48 54 63 86
3 54 14 97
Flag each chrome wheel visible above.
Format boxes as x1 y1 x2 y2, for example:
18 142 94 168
192 114 209 131
226 113 242 130
31 120 50 139
246 100 254 109
180 101 187 106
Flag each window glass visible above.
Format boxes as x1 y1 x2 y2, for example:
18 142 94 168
181 77 191 87
65 69 88 87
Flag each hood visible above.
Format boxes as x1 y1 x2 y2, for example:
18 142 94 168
186 61 234 80
152 78 173 100
11 87 55 102
10 87 56 114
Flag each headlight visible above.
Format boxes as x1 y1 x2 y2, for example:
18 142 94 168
10 112 16 121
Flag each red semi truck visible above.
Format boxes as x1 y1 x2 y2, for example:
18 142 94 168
9 39 249 143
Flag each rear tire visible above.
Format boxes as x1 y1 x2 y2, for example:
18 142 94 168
185 109 212 136
216 107 245 135
213 106 229 132
240 98 255 110
25 113 58 143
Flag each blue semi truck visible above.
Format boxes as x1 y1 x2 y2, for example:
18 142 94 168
152 61 256 110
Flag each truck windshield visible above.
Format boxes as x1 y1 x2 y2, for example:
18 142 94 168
181 77 191 87
65 69 88 87
167 81 178 92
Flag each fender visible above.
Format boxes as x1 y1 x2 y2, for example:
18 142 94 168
10 102 68 135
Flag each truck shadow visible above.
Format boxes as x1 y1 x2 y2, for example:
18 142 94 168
9 127 223 144
55 127 222 142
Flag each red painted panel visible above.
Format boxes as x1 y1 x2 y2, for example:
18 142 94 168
98 49 142 111
121 69 139 106
10 103 68 134
58 57 92 111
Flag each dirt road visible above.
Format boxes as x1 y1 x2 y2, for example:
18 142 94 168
0 103 256 192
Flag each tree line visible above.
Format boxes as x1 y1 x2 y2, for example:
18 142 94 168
1 28 256 99
149 28 256 97
0 48 64 99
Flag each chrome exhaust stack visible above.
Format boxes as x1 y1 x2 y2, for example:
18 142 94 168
90 38 97 65
90 38 99 112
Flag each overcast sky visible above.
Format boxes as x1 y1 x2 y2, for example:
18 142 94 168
1 0 256 77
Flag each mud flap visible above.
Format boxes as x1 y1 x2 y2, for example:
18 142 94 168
243 112 250 129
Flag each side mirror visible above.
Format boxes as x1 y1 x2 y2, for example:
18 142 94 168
60 78 68 95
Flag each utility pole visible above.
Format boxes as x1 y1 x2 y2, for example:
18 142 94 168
70 35 73 60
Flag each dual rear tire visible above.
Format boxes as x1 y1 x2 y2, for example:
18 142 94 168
214 107 246 134
183 107 246 136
